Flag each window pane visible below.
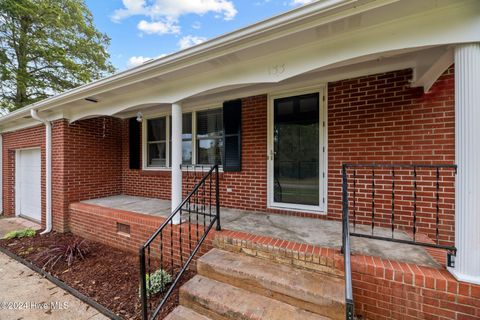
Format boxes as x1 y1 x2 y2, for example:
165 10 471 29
168 114 193 166
147 117 166 142
182 113 192 164
182 141 192 164
197 138 223 165
172 141 192 165
168 114 192 139
197 109 223 138
182 113 192 140
148 142 166 167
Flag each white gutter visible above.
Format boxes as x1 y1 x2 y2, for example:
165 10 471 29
0 134 2 215
30 109 52 234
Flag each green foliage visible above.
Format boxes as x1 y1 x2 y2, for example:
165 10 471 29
2 228 36 239
145 269 172 296
0 0 115 111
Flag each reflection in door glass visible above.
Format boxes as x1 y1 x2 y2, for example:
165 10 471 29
274 93 319 206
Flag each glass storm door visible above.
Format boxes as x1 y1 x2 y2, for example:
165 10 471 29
272 93 320 209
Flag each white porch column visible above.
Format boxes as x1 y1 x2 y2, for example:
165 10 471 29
450 43 480 285
171 102 183 224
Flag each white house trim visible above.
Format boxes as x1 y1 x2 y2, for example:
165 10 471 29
171 103 182 223
411 48 454 92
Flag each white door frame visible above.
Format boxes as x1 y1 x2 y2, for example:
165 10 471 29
15 147 42 222
267 85 327 214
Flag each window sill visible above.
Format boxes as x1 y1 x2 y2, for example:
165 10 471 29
140 166 224 174
267 205 327 215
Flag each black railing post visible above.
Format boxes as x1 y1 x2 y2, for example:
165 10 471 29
341 164 348 254
139 165 221 319
215 165 221 231
139 247 148 320
342 164 354 320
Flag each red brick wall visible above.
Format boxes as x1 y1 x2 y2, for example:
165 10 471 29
69 202 215 266
61 117 123 231
2 117 122 232
351 255 480 320
218 230 480 320
63 117 122 202
327 67 456 244
2 125 46 225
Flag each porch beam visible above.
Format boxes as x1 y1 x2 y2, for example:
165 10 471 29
449 42 480 285
171 102 182 224
411 48 454 93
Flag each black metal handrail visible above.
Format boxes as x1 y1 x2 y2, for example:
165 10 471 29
139 164 220 320
341 163 457 320
342 165 355 320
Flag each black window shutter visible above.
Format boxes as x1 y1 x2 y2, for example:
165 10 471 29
223 99 242 172
129 118 141 169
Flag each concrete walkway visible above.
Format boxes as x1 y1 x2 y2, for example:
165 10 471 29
0 217 41 238
0 253 108 320
83 195 440 267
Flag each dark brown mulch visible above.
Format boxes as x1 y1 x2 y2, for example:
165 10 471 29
0 232 195 320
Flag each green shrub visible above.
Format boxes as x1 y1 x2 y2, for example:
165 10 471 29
145 269 172 296
3 228 36 240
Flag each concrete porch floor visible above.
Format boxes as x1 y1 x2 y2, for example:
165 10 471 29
0 216 41 238
82 195 441 268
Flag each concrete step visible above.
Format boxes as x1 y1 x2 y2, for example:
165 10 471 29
180 275 331 320
197 249 345 320
164 306 212 320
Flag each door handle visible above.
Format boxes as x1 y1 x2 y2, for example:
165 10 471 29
269 149 275 160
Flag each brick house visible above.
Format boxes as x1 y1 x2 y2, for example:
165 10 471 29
1 1 480 319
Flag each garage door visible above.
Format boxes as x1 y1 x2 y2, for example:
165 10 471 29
16 148 41 222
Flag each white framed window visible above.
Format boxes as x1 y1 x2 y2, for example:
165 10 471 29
146 116 167 168
143 108 224 169
196 108 224 165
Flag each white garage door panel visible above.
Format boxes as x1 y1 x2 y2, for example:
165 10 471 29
16 149 41 221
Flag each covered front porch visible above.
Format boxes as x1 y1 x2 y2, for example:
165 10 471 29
81 194 442 268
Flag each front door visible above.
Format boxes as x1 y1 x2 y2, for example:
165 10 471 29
268 90 325 213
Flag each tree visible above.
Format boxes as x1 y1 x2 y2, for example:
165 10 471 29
0 0 115 111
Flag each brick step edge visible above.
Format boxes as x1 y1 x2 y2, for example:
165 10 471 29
214 231 344 277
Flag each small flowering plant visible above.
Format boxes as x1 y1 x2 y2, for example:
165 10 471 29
145 269 172 296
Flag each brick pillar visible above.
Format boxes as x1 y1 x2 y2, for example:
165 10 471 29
51 120 69 232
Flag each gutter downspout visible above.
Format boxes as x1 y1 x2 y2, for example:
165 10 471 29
30 109 52 234
0 134 2 215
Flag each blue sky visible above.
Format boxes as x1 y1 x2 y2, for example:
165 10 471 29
84 0 314 71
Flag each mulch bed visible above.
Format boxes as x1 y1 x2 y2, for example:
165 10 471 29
0 232 195 319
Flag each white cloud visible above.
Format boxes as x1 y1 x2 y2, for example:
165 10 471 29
112 0 237 22
290 0 316 5
112 0 147 21
127 54 167 68
178 35 207 50
192 21 202 30
137 19 180 35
